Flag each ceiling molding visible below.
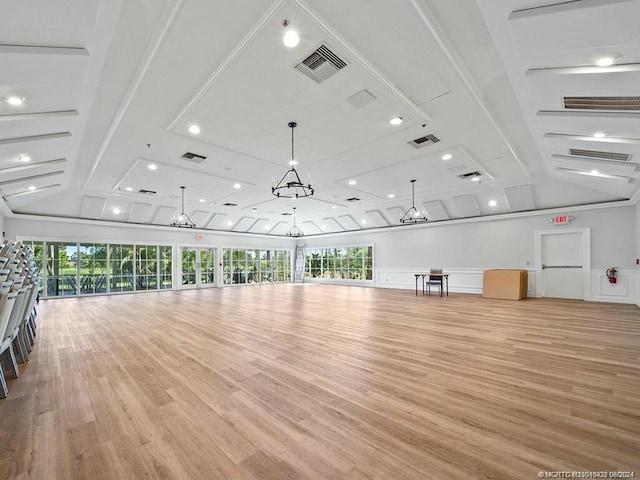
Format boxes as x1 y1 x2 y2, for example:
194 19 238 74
0 44 89 56
0 110 79 122
166 0 286 131
527 63 640 76
0 132 71 146
291 0 429 122
544 133 640 145
407 0 530 177
537 110 640 120
0 158 67 175
509 0 635 20
3 184 62 199
83 0 185 189
0 170 65 186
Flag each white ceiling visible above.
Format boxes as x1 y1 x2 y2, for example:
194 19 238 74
0 0 637 236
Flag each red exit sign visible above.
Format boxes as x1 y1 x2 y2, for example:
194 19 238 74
550 215 574 225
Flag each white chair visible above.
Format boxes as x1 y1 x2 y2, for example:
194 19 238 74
5 286 28 363
0 291 18 398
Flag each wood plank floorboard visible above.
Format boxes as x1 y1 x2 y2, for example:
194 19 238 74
0 284 639 479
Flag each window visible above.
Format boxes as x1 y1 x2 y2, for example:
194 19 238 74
21 240 173 298
110 244 134 292
79 243 108 294
304 244 373 282
222 248 291 285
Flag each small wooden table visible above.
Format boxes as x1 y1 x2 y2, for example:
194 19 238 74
414 273 449 297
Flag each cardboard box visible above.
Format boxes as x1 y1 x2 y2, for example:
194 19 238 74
482 269 528 300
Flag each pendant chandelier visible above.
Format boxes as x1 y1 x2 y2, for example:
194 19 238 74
272 122 314 199
170 186 196 228
286 206 304 237
400 179 428 224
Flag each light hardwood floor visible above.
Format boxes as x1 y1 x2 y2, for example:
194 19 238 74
0 284 639 479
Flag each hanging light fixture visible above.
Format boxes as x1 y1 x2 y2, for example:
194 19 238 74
400 179 428 224
170 186 196 228
286 206 304 237
272 122 314 199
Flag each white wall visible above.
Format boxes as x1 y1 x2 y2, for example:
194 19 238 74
7 215 294 249
5 205 639 304
301 204 638 304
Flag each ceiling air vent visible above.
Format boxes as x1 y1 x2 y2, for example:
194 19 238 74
295 44 347 84
569 148 631 162
408 134 440 149
346 89 376 109
563 96 640 111
457 171 481 179
346 197 360 202
281 212 292 216
138 189 156 195
223 202 237 207
181 152 207 163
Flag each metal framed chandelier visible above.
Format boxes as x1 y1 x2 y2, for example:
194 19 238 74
272 122 314 199
400 179 428 224
286 206 304 237
170 186 196 228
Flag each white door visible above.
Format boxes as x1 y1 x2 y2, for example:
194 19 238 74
180 247 216 289
540 232 584 299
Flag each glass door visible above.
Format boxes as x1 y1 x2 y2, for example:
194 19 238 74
181 247 216 288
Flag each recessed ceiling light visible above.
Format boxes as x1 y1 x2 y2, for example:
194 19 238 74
488 199 497 207
147 164 157 170
125 187 133 192
361 219 367 224
113 207 121 214
332 205 338 209
282 20 300 48
226 220 233 226
288 160 298 166
233 183 241 189
321 224 327 230
265 225 271 230
283 30 299 47
5 96 25 106
27 186 36 191
593 131 607 138
471 176 480 182
590 169 599 175
389 117 403 126
199 198 205 203
348 180 357 185
441 154 452 161
595 54 621 67
188 125 201 134
18 155 31 162
388 193 395 198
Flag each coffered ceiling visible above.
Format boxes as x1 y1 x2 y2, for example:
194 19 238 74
0 0 637 235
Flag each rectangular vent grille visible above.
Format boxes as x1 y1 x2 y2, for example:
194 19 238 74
457 171 481 179
295 44 347 84
563 96 640 111
408 134 440 149
346 197 360 202
346 89 376 109
181 152 207 163
138 189 156 195
223 202 237 207
569 148 631 162
281 212 292 216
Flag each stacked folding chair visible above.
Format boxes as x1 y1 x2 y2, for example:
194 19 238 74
0 241 41 398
